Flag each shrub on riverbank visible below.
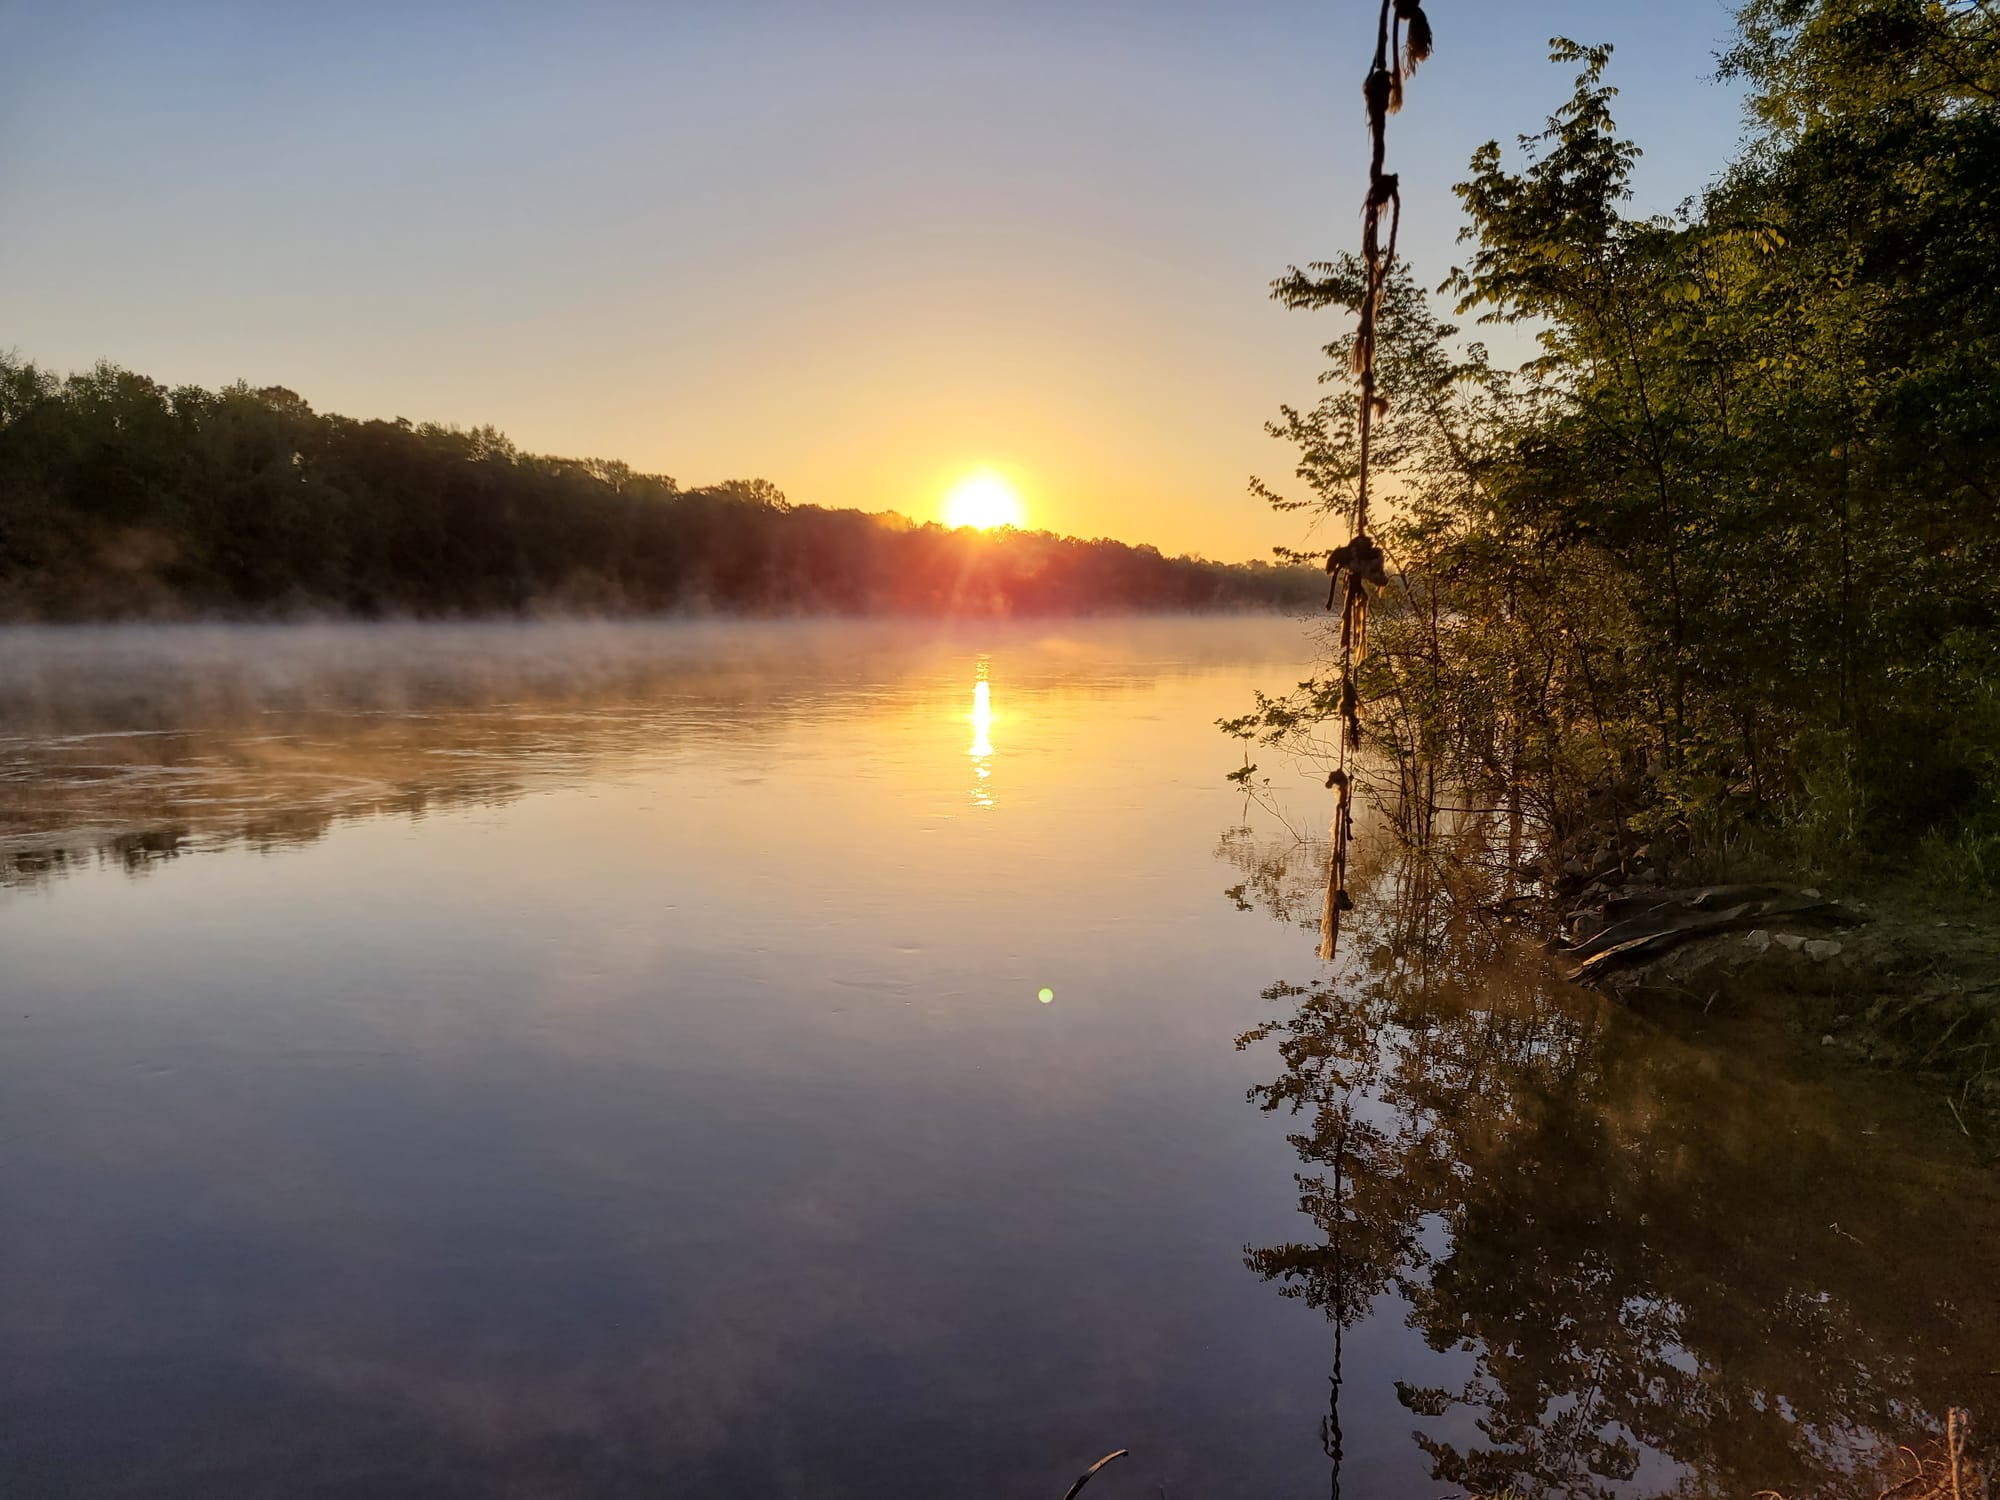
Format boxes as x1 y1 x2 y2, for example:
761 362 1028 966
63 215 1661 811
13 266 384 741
1238 7 2000 884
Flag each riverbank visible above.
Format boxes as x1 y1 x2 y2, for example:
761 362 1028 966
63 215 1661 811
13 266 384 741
1543 832 2000 1142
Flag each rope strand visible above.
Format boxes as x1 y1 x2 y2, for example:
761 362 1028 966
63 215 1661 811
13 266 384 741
1322 0 1430 961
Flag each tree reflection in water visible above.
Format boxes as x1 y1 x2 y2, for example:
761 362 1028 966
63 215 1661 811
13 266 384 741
1218 822 1999 1500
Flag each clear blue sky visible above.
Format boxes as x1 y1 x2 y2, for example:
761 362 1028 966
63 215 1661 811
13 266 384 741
0 1 1749 558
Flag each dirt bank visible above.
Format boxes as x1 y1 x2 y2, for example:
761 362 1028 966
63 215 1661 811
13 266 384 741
1546 849 2000 1139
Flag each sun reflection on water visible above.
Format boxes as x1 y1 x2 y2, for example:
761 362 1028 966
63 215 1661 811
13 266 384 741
969 659 994 808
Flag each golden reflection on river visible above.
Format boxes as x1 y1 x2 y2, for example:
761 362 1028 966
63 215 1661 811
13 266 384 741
968 657 995 810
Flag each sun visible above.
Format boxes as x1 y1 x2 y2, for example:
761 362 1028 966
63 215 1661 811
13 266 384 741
941 470 1026 531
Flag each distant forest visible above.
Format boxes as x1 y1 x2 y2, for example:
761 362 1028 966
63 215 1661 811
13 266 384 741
0 358 1316 619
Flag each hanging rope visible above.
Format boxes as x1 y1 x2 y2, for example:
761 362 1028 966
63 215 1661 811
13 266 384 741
1321 0 1432 961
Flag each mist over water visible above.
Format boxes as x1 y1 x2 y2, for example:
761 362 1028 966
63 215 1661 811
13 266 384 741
1 618 1992 1499
0 617 1298 886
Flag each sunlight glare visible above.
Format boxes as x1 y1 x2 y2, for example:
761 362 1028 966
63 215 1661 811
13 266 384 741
942 471 1026 531
970 678 993 759
968 660 995 809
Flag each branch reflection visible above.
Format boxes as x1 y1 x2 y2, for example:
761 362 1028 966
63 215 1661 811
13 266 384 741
1220 822 2000 1500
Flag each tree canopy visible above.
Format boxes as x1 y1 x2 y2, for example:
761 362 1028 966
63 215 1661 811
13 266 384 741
1239 0 2000 879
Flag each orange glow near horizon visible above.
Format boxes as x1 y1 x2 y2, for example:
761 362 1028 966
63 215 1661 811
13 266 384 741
941 471 1027 531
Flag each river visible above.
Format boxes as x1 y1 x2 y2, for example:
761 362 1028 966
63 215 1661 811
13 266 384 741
0 618 1992 1498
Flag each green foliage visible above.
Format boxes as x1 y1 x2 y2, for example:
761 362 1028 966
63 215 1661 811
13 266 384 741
1918 818 2000 893
1722 0 1999 133
1915 653 2000 891
1779 729 1869 874
0 358 1318 618
1247 8 2000 869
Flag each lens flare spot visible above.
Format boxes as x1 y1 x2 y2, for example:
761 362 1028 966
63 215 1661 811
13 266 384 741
1037 987 1054 1004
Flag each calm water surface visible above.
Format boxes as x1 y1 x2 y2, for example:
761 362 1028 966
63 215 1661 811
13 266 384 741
1 619 1992 1498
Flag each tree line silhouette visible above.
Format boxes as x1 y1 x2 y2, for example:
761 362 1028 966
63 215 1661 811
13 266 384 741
0 358 1316 619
